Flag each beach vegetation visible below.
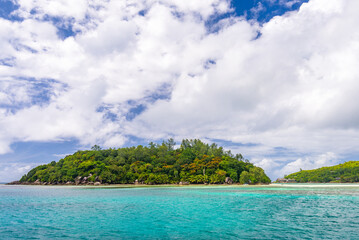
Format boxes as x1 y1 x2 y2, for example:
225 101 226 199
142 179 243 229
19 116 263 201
19 139 271 185
286 161 359 183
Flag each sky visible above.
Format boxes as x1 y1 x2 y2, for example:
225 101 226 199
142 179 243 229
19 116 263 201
1 0 358 182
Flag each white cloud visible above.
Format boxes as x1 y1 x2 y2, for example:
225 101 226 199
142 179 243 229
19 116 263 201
1 0 359 181
279 152 339 177
251 152 340 180
130 0 359 144
15 0 91 22
0 162 35 182
0 139 12 155
161 0 230 19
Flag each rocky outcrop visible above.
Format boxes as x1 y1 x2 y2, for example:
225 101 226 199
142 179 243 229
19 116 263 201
225 177 233 184
81 179 88 184
6 181 21 185
95 176 101 183
6 174 99 185
75 176 82 185
75 175 100 185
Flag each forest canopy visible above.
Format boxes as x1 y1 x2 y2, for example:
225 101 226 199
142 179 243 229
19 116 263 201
19 139 271 185
286 161 359 183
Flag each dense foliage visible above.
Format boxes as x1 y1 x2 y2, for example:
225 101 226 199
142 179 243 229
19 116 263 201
286 161 359 183
19 139 270 184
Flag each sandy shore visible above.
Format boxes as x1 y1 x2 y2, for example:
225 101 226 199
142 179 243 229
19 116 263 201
1 183 245 188
269 183 359 187
3 183 359 188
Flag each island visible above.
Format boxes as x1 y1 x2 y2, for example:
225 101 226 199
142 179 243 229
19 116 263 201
281 161 359 183
10 139 271 185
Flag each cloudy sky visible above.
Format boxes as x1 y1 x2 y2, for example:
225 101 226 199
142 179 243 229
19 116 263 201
1 0 359 182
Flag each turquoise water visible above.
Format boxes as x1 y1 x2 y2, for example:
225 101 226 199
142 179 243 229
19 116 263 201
1 185 359 239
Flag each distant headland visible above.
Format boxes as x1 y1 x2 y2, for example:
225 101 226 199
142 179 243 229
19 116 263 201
7 139 271 186
277 161 359 183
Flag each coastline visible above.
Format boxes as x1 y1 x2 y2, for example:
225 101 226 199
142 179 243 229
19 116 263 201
3 183 254 188
3 182 359 188
270 183 359 187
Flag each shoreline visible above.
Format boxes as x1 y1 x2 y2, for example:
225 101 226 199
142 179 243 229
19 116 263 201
270 183 359 187
3 183 254 188
3 183 359 188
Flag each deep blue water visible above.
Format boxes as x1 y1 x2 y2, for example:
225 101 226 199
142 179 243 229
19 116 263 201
1 185 359 239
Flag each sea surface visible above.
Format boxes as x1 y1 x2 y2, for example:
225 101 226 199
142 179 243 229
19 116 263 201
1 184 359 239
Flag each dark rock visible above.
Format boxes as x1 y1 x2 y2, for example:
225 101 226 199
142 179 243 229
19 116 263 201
6 181 21 185
225 177 233 184
81 177 89 184
95 176 101 183
75 176 82 185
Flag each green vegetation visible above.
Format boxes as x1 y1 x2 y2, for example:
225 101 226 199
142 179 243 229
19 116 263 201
19 139 270 185
286 161 359 183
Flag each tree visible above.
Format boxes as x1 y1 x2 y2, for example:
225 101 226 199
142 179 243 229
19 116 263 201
163 138 176 151
19 139 271 185
91 145 102 151
240 171 250 184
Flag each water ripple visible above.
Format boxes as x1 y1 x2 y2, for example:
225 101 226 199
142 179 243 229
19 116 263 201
1 185 359 239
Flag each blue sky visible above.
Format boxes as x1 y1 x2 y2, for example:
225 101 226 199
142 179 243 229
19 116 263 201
1 0 358 182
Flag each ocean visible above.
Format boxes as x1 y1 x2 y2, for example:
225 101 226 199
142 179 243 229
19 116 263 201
1 184 359 239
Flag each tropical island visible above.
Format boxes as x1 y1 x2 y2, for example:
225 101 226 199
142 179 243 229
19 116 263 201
11 139 271 185
280 161 359 183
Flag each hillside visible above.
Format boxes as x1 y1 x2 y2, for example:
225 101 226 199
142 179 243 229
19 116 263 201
17 139 271 185
286 161 359 183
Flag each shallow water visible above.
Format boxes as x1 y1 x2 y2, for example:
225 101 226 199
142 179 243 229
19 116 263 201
1 184 359 239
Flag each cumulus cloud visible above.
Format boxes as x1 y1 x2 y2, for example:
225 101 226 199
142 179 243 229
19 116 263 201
132 1 359 132
1 0 359 180
0 162 34 182
278 152 339 177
